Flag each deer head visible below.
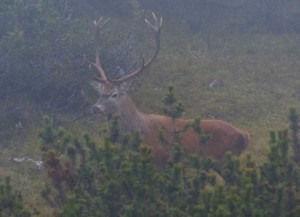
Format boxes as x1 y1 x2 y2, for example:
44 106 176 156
88 13 162 117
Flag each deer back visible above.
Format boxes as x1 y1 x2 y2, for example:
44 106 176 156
138 114 249 168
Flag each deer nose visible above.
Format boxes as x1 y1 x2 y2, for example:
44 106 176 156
92 104 105 113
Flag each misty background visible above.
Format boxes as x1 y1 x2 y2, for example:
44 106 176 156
1 0 300 151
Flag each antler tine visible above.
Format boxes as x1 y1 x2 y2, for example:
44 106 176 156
85 17 110 83
110 13 162 85
145 12 163 33
94 17 110 29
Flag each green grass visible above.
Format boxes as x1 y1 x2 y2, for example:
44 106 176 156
133 22 300 164
1 18 300 215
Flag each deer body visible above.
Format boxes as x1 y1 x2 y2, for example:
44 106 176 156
144 115 249 168
88 13 249 169
91 85 249 168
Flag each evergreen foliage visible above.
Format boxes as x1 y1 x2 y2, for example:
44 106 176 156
0 0 90 101
38 105 300 216
0 177 32 217
162 86 185 119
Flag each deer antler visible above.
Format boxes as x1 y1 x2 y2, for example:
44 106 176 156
85 17 110 83
110 12 162 85
87 13 162 85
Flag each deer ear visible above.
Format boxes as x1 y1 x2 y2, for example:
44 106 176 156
90 80 104 93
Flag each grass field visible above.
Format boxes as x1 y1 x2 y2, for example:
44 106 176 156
1 17 300 214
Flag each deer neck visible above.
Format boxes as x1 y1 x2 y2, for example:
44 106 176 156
117 94 148 134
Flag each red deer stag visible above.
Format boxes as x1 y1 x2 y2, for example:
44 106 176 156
88 13 249 169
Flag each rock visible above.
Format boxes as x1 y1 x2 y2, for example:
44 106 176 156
209 80 224 89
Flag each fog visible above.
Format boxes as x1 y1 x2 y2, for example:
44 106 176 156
1 1 300 215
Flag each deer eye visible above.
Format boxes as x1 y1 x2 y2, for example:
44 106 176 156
111 92 118 98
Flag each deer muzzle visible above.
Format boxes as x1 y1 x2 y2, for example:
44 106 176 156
91 104 105 113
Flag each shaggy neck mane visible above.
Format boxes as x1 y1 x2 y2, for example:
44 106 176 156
118 94 147 134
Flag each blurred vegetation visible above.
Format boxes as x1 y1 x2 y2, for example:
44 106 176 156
1 0 300 215
141 0 300 34
0 0 90 133
37 108 300 217
1 0 300 130
0 177 32 216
